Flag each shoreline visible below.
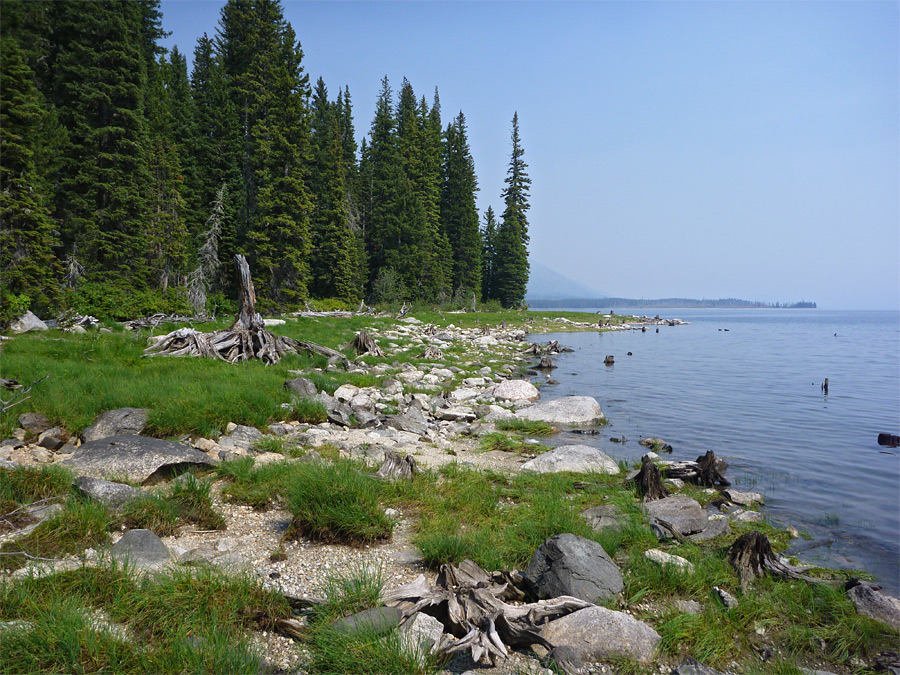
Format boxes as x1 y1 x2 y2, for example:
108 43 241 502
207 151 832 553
1 310 898 674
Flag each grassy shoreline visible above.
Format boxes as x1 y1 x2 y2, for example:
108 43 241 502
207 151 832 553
1 309 897 674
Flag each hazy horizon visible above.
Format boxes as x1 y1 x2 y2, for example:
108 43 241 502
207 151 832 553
160 1 900 311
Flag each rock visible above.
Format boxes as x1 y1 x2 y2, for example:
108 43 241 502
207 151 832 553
580 504 623 531
540 605 660 664
437 407 476 422
475 404 516 423
493 379 540 402
524 533 623 603
332 606 403 637
644 548 695 573
847 580 900 629
518 396 605 426
284 377 317 397
37 433 65 451
110 529 173 570
218 424 263 449
877 433 900 448
354 410 380 429
400 611 443 654
639 437 673 452
386 407 429 437
18 412 52 435
521 445 619 475
687 516 731 542
350 392 375 412
713 586 738 609
675 599 702 615
449 387 479 403
262 318 285 326
542 646 585 675
334 383 360 402
81 408 149 442
75 477 143 510
314 392 354 427
672 656 732 674
723 489 764 506
7 310 48 334
643 495 708 536
60 435 217 484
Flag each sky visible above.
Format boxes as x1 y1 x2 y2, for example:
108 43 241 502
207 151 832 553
159 1 900 310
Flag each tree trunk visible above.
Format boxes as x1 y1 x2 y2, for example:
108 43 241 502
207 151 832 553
631 456 670 501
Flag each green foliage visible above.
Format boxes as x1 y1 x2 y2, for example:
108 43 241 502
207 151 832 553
478 432 531 453
291 397 328 424
65 281 191 321
284 459 392 545
495 418 554 436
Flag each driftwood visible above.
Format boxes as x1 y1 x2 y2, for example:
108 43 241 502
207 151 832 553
144 256 348 367
376 451 419 480
381 559 592 665
631 456 670 501
420 346 443 360
342 329 385 357
522 343 542 355
0 374 49 414
663 451 731 487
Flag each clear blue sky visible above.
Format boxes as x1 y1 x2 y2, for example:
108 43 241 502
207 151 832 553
160 1 899 309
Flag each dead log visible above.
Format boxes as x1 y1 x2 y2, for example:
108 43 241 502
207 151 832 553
381 560 592 666
341 329 385 357
376 451 419 480
630 456 670 501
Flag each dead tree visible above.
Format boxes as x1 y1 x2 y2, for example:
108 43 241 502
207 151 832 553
381 559 592 666
341 329 385 357
664 451 730 487
144 256 348 366
630 456 670 501
420 346 443 360
727 532 838 590
537 355 556 370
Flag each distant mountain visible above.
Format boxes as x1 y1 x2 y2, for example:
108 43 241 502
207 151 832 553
526 262 604 301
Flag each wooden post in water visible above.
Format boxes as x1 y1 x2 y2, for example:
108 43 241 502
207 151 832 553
822 378 829 394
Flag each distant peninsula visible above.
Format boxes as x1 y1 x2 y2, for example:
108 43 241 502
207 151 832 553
528 297 817 309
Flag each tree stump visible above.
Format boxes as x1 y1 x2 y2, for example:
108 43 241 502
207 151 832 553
376 451 419 480
631 456 670 501
694 450 730 487
537 356 556 370
420 346 443 360
726 531 834 590
342 329 385 357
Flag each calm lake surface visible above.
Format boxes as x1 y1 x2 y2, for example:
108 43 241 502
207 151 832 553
528 309 900 593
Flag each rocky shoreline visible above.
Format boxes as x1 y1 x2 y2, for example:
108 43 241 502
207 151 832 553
2 313 898 675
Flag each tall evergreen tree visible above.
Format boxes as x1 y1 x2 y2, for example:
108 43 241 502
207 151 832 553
0 37 62 317
441 110 481 297
493 112 531 308
50 0 152 284
336 85 367 297
480 206 498 302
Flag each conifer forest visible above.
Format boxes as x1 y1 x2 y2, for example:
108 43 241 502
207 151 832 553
0 0 532 323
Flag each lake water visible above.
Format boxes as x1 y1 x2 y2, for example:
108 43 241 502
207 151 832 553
528 309 900 593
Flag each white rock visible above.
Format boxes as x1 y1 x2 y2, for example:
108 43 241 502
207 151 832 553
463 377 486 386
449 388 479 402
7 311 48 334
473 336 498 346
521 445 619 475
644 548 695 573
518 396 605 426
334 384 360 402
493 379 540 402
398 370 424 383
262 319 286 326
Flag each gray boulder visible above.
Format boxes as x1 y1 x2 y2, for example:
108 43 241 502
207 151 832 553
385 407 429 437
284 377 317 397
314 392 354 427
75 476 143 510
7 311 48 334
522 445 619 475
400 611 444 654
688 516 731 542
110 529 173 570
847 580 900 629
524 533 623 603
518 396 605 426
60 435 216 484
540 605 660 664
493 379 540 402
580 504 623 532
722 489 764 506
643 495 708 536
332 606 403 637
18 412 52 435
218 424 263 449
81 408 149 442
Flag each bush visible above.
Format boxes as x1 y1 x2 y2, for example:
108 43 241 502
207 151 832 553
370 267 406 304
284 460 392 545
0 292 31 327
64 281 191 321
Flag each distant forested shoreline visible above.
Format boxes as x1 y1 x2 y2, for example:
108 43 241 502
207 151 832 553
528 298 817 309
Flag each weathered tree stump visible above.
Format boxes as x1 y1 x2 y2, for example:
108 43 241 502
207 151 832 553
537 356 556 370
144 256 348 366
694 450 730 487
522 343 542 355
342 329 385 357
631 456 670 501
727 532 838 590
604 355 615 365
376 451 419 480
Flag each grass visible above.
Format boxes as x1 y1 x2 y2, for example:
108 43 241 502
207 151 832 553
0 561 289 674
122 474 225 535
495 418 554 436
0 465 74 533
477 431 532 453
291 397 328 424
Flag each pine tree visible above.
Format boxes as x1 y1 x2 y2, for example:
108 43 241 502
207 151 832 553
51 0 152 284
0 37 62 317
493 112 531 308
441 110 481 298
480 206 498 302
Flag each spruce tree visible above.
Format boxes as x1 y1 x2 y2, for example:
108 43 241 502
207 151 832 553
51 0 152 284
0 37 62 317
441 110 481 298
493 112 531 308
480 206 498 302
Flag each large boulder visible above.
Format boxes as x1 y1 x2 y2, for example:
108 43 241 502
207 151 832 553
846 580 900 630
218 424 263 450
74 477 143 510
7 311 48 334
18 412 52 435
493 379 540 402
81 408 149 442
385 407 429 437
518 396 605 426
523 533 623 603
60 435 217 484
284 377 317 397
643 495 708 536
522 445 619 475
540 605 661 664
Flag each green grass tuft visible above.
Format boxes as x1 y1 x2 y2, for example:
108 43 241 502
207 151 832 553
495 418 554 436
291 397 328 424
